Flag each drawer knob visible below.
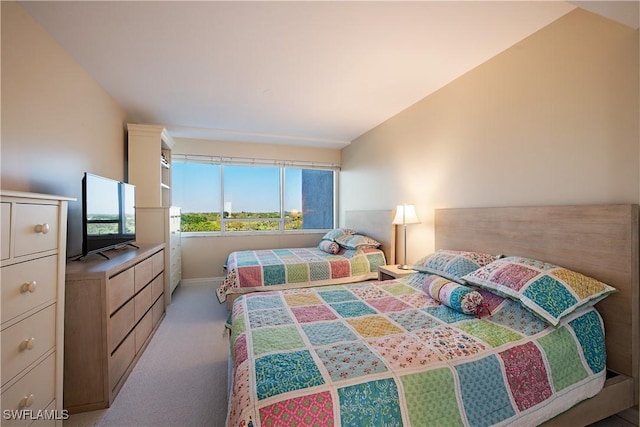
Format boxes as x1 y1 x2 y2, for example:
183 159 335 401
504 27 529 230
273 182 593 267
19 337 35 351
20 281 37 293
34 223 50 234
18 394 34 409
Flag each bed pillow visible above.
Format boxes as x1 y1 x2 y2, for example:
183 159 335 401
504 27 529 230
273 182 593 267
461 256 617 326
412 249 498 284
422 275 484 315
321 228 357 242
335 234 381 249
318 240 340 254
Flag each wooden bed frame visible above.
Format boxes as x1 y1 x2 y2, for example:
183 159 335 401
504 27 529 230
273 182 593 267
435 205 638 425
345 209 396 265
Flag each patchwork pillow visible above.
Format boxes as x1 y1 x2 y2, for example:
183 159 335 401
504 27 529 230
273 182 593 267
318 240 340 255
412 250 498 284
321 228 357 242
422 275 483 315
335 234 381 249
461 256 617 326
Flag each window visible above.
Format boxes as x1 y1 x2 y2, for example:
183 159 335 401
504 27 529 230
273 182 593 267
172 156 338 233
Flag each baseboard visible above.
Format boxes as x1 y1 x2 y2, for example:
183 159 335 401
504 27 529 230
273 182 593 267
179 277 224 287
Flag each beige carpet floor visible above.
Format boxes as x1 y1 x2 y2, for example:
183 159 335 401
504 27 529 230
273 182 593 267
64 282 229 427
63 282 638 427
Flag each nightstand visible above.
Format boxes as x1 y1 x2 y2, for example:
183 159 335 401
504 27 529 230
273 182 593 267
378 264 418 281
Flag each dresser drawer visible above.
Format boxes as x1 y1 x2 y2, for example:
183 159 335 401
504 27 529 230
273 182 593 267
151 251 164 277
0 352 55 426
134 284 152 324
1 256 57 324
109 268 134 315
170 255 181 272
170 235 180 252
1 304 56 387
109 299 134 354
134 310 153 354
109 332 134 391
171 262 181 278
152 296 164 328
134 257 153 293
1 202 10 261
171 271 181 292
150 273 163 304
39 400 58 427
14 203 59 258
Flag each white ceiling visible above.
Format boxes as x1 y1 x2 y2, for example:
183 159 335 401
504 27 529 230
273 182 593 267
19 1 638 149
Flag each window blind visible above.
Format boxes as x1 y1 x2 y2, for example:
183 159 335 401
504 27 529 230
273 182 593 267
172 154 340 171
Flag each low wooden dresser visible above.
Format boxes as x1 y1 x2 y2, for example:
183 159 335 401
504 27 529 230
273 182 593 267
1 190 73 426
64 243 165 413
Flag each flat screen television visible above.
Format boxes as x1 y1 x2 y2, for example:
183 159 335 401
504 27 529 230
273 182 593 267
81 173 137 259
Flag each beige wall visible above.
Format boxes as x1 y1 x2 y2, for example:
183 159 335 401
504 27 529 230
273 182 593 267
173 138 341 280
340 9 639 265
175 137 341 164
1 2 129 257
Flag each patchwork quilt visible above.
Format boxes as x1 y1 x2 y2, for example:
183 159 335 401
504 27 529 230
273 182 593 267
227 274 607 426
217 247 386 303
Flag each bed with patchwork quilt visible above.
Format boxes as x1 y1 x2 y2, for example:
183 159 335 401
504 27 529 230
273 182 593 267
226 272 608 427
217 246 386 303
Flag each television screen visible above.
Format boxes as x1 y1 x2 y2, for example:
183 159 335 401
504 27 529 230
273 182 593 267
82 173 136 258
122 182 136 235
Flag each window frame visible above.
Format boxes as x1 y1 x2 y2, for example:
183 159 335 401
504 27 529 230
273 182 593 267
172 154 340 236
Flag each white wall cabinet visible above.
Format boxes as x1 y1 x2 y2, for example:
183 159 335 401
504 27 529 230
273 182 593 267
127 124 175 208
127 124 182 305
135 207 181 304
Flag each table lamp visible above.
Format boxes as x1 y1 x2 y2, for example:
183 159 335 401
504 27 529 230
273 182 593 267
392 204 420 269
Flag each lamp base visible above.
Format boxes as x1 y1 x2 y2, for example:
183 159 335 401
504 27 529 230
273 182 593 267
397 264 412 270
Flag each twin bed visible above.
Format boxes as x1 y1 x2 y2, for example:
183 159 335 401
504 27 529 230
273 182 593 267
225 205 639 426
217 210 396 306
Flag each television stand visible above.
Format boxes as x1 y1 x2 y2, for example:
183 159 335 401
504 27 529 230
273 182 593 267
64 243 166 413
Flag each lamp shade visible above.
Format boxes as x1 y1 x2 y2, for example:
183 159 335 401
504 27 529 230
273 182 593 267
392 204 420 225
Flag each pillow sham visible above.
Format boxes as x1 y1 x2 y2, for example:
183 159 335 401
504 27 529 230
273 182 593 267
412 249 498 284
422 275 483 315
461 256 617 326
335 234 381 249
321 228 357 242
317 240 340 255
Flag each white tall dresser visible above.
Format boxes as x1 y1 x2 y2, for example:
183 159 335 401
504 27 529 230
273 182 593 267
0 190 73 426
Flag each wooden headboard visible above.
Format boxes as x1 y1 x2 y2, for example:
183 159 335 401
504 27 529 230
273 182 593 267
435 205 638 403
345 210 396 265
